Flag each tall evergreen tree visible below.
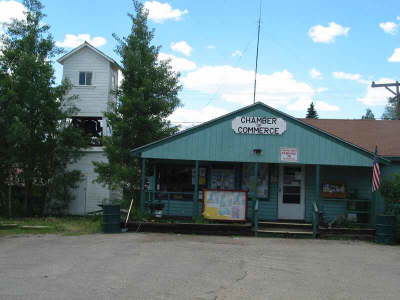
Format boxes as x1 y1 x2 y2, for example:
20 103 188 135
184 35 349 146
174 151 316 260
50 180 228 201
306 101 318 118
0 0 87 216
361 108 375 120
94 0 181 202
382 97 400 120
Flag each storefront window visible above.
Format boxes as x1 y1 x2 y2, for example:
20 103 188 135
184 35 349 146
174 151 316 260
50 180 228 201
210 168 235 190
156 165 208 200
242 163 269 198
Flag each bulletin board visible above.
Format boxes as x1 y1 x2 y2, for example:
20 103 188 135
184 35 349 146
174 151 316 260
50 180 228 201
202 189 247 221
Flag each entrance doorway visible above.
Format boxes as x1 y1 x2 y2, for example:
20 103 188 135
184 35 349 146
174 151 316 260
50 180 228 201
278 165 305 220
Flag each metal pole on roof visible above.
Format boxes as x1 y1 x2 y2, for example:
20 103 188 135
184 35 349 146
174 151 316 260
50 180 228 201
253 0 262 104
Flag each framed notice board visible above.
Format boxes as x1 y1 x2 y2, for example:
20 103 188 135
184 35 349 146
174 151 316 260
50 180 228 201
321 183 347 199
202 189 247 221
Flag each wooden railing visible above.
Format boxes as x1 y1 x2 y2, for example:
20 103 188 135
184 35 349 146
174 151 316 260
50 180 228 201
312 202 320 238
144 191 195 216
253 199 259 236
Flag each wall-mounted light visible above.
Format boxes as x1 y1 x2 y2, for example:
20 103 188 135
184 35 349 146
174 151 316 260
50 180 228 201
253 149 262 155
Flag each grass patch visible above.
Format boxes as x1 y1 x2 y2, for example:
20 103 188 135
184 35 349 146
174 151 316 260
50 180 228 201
0 216 102 236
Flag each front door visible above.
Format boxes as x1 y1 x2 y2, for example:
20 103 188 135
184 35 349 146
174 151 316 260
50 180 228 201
278 165 305 220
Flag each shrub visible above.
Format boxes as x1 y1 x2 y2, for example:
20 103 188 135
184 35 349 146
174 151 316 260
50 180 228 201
380 174 400 215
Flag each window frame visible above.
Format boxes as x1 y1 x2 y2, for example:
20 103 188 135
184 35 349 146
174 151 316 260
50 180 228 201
78 71 93 86
111 74 116 89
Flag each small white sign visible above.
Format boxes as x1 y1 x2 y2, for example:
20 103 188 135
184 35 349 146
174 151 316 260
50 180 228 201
232 116 287 135
280 147 298 162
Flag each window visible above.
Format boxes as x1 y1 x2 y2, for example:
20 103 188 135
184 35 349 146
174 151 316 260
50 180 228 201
210 168 235 190
79 72 92 85
71 117 103 146
156 165 208 200
111 74 116 89
242 163 269 199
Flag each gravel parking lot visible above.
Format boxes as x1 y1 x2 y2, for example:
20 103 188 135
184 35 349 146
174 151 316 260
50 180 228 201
0 233 399 300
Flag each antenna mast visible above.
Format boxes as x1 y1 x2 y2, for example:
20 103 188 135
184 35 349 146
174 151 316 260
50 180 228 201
253 0 262 104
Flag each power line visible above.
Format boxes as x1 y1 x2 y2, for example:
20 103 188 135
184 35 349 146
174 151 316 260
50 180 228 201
200 2 261 109
201 37 255 108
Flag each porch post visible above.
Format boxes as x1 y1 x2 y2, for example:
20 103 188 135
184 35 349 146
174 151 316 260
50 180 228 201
315 165 320 208
252 162 259 229
152 163 157 203
370 192 376 226
313 164 321 238
193 160 200 218
140 158 147 212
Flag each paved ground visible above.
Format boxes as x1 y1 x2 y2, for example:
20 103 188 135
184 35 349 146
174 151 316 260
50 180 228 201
0 233 399 300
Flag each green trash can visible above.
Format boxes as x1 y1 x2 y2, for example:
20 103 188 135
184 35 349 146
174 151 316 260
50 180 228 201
101 204 121 233
375 215 397 245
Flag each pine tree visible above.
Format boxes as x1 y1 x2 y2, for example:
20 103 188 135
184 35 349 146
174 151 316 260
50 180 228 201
361 108 375 120
94 0 181 203
306 102 318 118
0 0 88 216
382 97 400 120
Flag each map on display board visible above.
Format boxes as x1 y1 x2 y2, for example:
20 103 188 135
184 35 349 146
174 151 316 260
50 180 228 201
203 189 247 221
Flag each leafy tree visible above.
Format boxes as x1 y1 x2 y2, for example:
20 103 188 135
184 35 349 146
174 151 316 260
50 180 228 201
361 108 375 120
382 97 400 120
0 0 87 216
94 0 181 203
380 174 400 215
306 101 318 118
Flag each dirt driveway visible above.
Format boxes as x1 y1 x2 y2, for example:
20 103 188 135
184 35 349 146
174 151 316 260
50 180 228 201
0 233 399 300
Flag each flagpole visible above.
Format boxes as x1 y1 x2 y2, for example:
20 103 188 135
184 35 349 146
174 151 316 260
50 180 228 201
371 145 379 226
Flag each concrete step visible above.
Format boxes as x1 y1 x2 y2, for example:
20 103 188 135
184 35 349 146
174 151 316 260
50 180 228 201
257 228 312 234
256 228 313 238
258 221 312 229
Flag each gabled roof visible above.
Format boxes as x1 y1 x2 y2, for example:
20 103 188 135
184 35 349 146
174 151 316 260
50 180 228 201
300 118 400 157
57 41 121 69
131 102 390 163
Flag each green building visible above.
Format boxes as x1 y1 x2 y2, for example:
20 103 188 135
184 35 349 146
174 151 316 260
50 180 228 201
132 102 400 234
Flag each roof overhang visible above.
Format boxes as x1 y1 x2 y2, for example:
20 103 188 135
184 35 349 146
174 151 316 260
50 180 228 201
57 41 121 70
131 102 391 165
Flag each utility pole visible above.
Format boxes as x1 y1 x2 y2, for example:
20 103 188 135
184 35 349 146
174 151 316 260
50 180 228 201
253 0 262 104
371 81 400 117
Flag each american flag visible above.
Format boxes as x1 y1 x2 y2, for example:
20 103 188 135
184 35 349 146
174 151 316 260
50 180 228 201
372 146 381 192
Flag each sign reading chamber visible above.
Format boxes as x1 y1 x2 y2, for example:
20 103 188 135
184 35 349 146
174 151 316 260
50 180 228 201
280 147 298 162
232 116 287 135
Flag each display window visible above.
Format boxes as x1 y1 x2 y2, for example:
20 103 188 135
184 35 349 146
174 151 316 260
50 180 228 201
156 165 208 200
210 168 235 190
241 163 269 199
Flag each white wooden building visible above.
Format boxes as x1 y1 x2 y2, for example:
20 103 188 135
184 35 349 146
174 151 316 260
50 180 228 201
57 42 120 214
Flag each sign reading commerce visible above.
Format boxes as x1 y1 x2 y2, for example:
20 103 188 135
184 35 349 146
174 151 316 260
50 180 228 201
232 116 287 135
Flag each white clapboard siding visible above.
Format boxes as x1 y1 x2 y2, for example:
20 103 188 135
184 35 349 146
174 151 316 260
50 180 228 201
68 150 110 215
60 43 121 215
62 47 111 116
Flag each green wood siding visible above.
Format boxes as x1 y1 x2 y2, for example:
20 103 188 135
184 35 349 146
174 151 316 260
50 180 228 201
304 165 372 223
160 200 196 217
157 164 376 222
305 165 316 222
140 105 374 167
319 166 372 223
